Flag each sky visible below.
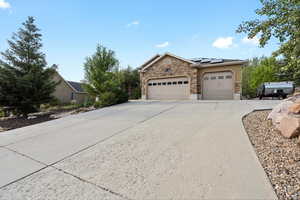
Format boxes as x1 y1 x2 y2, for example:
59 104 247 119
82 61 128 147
0 0 279 82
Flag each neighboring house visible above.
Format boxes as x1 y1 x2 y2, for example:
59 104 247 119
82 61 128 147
52 72 88 104
139 52 247 100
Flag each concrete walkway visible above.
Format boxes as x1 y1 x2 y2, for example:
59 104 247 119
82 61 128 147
0 100 279 199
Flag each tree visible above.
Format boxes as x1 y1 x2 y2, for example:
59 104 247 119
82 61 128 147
119 66 141 99
242 57 281 98
237 0 300 84
83 45 128 107
0 16 57 116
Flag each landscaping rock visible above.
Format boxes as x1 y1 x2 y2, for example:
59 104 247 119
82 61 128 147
70 107 95 115
289 102 300 114
243 110 300 200
0 127 9 132
267 100 294 128
279 116 300 138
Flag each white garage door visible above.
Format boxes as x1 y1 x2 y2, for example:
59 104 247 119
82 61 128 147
147 77 189 100
202 72 233 100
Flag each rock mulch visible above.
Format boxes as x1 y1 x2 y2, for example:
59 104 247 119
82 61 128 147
243 110 300 200
0 107 95 133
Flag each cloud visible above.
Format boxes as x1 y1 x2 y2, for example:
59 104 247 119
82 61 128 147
0 0 10 9
155 41 170 48
127 20 139 27
242 36 259 45
212 37 234 49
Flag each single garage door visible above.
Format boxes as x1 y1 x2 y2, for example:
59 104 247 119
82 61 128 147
147 77 189 100
202 71 233 100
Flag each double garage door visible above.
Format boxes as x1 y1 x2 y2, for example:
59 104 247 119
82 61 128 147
147 72 234 100
147 77 189 100
202 71 234 100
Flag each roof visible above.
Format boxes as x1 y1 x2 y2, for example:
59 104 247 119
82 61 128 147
190 58 248 68
140 52 196 72
139 52 248 72
67 81 86 93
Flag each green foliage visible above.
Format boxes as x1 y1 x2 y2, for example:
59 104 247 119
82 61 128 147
118 66 141 99
82 97 95 107
242 57 281 98
0 17 58 116
83 45 128 108
237 0 300 84
0 108 5 118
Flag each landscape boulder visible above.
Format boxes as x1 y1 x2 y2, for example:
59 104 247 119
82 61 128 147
278 116 300 138
288 102 300 114
268 93 300 138
267 100 294 128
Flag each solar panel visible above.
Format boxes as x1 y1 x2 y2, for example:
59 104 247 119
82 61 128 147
201 59 211 63
210 59 224 64
190 58 203 62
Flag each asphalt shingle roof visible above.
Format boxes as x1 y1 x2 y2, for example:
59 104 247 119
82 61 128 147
67 81 86 93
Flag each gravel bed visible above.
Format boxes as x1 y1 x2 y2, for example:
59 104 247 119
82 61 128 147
243 110 300 200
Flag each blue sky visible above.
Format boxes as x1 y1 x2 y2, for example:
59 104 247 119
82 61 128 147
0 0 279 82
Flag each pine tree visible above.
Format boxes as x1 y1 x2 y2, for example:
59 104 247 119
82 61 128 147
0 16 57 116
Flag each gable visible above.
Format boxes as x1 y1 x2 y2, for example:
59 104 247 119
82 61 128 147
140 53 195 72
142 55 194 78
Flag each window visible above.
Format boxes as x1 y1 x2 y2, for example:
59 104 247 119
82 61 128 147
71 92 74 100
148 83 152 86
211 77 216 80
153 83 157 86
158 82 162 86
172 81 177 85
218 76 224 79
162 82 166 85
226 75 232 79
184 81 189 84
167 82 172 85
204 77 209 80
178 81 183 85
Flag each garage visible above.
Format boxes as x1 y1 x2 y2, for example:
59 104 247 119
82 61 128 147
147 77 189 100
202 71 234 100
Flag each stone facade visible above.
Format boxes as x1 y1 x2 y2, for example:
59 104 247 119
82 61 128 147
140 55 198 99
140 54 243 100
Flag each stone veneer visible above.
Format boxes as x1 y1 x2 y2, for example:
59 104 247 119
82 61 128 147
140 55 242 100
140 55 198 99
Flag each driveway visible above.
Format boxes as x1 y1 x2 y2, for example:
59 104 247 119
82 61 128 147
0 100 279 199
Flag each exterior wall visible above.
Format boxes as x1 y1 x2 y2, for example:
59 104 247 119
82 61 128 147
198 65 242 99
140 55 198 99
74 93 88 104
52 74 88 104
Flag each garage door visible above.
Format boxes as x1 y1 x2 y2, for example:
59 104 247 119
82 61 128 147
147 77 189 100
202 72 233 100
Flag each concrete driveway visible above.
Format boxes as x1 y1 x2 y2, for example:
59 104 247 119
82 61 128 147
0 100 279 200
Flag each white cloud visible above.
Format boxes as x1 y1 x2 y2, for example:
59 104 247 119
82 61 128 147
155 41 170 48
242 36 259 45
0 0 10 9
127 20 139 27
212 37 234 49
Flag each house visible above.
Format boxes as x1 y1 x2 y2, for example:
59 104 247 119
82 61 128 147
139 52 247 100
52 72 88 104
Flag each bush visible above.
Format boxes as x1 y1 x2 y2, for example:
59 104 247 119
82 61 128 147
0 109 5 118
82 97 95 107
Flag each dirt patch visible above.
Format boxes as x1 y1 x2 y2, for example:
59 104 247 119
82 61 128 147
0 114 54 132
243 110 300 200
0 107 95 133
